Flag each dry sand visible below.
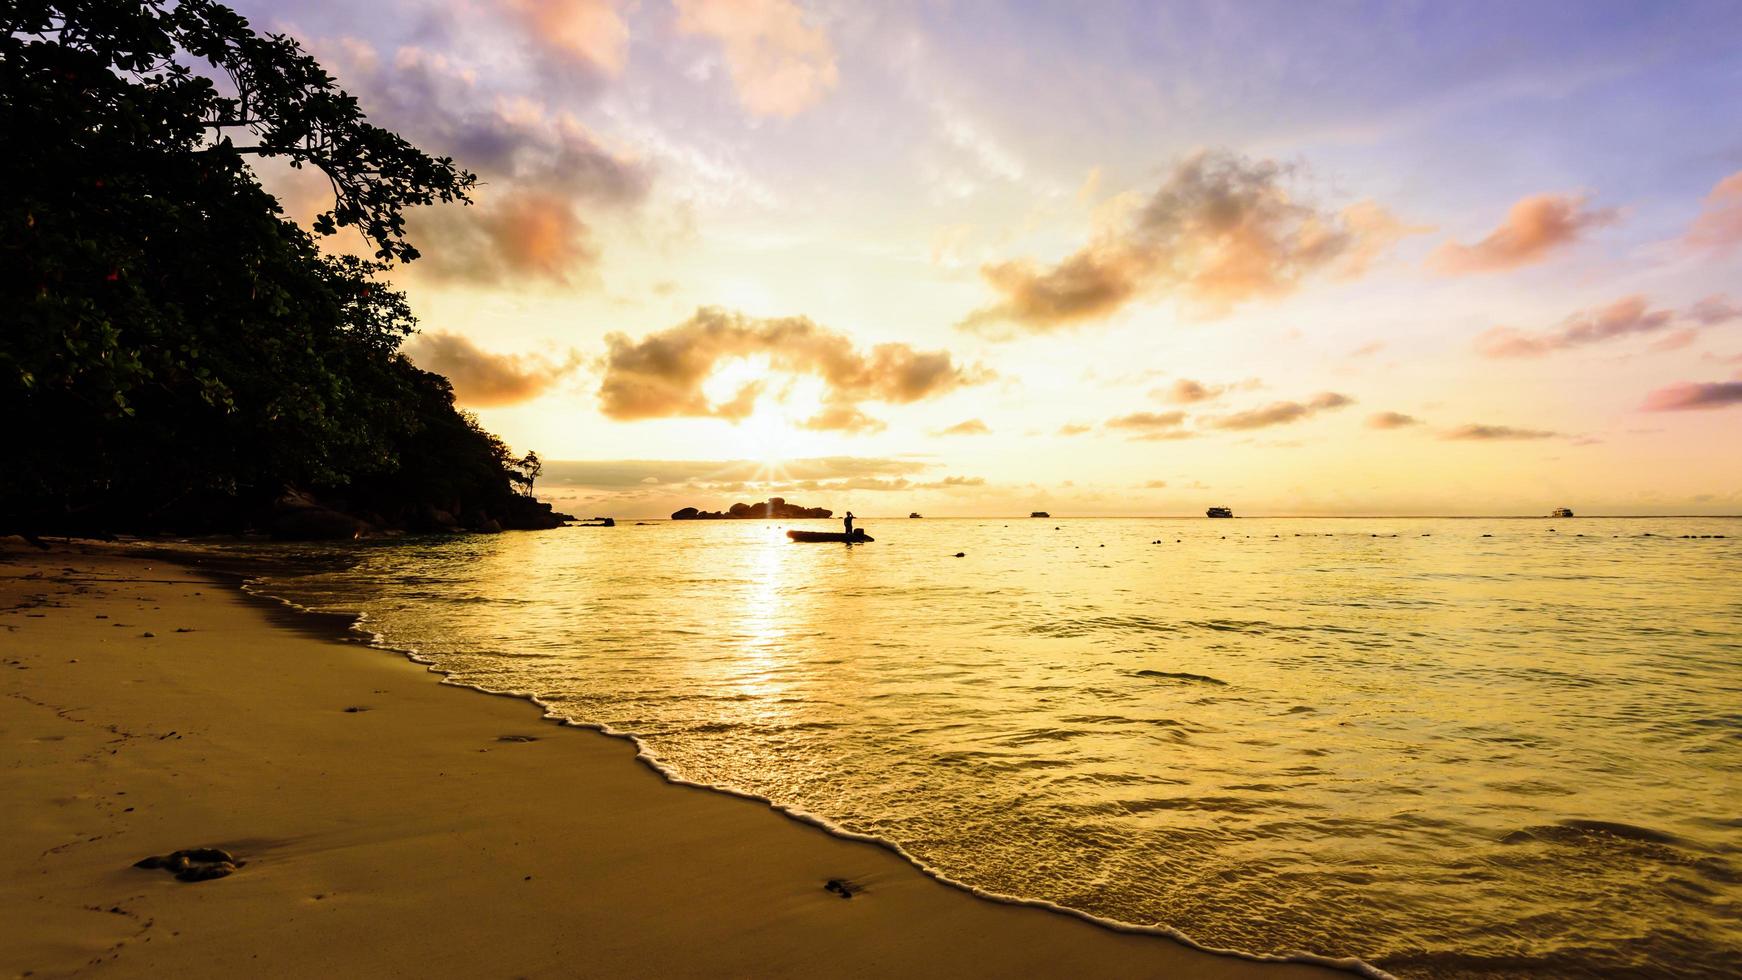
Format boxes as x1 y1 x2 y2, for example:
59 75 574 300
1 543 1366 978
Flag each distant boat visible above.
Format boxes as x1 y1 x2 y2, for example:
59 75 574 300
1551 507 1574 518
1206 506 1233 518
787 529 874 543
909 512 923 519
1030 511 1050 518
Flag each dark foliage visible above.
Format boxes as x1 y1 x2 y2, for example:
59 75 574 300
1 0 553 536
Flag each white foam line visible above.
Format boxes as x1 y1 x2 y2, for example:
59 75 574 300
236 574 1396 980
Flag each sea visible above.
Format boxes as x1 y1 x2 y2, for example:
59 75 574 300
195 517 1742 978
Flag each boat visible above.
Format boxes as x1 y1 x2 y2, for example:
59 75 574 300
786 529 874 543
909 512 923 519
1206 506 1233 518
1550 507 1574 518
1030 511 1050 518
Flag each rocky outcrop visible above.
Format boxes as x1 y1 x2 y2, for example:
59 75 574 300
672 497 833 520
271 507 370 540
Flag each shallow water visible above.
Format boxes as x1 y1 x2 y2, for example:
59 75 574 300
215 518 1741 977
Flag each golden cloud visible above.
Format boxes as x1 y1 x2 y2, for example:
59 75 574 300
1206 392 1353 431
597 307 991 429
404 332 580 406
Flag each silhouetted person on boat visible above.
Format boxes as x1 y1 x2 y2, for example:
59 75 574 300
843 512 855 537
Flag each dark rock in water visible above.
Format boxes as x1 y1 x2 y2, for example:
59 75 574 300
953 552 965 558
673 497 832 520
176 862 235 882
134 847 243 883
176 847 236 865
271 507 369 541
578 517 615 527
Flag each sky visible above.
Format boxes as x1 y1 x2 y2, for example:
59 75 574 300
234 0 1742 517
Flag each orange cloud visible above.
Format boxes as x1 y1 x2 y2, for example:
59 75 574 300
1106 411 1186 430
675 0 838 117
1685 171 1742 254
1430 193 1617 274
1442 424 1559 440
959 151 1414 333
405 332 580 406
1160 379 1225 404
1367 411 1422 429
1206 392 1353 431
1641 381 1742 411
598 308 991 429
933 418 992 436
503 0 629 74
411 189 598 285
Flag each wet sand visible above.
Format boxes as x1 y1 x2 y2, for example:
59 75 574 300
0 542 1365 978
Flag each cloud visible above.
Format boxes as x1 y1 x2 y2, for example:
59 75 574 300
1159 378 1225 404
502 0 629 75
675 0 838 117
1141 480 1168 489
597 307 991 428
933 418 992 436
797 404 885 433
1429 193 1617 274
958 150 1414 333
1105 411 1187 431
1689 294 1741 326
1056 423 1094 436
1367 411 1422 429
1206 392 1354 431
308 41 651 285
1640 381 1742 411
409 189 598 285
538 456 928 489
1685 171 1742 254
404 332 579 406
1474 295 1713 358
1441 424 1559 440
1349 341 1386 358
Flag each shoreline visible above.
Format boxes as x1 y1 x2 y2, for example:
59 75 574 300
1 541 1377 978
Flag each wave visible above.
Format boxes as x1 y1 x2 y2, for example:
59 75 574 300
230 571 1393 980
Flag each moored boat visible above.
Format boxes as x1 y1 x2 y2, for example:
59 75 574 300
786 529 874 543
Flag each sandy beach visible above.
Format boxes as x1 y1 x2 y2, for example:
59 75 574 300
0 542 1362 979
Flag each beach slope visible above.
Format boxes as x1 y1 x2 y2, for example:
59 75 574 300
1 545 1359 978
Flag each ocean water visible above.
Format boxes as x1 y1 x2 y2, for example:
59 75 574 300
215 518 1740 977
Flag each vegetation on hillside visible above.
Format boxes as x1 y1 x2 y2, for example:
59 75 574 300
1 0 562 537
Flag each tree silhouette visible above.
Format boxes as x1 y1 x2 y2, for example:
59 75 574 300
1 0 558 536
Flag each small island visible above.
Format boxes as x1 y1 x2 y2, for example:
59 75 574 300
672 498 833 520
1207 506 1234 518
1031 511 1050 518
